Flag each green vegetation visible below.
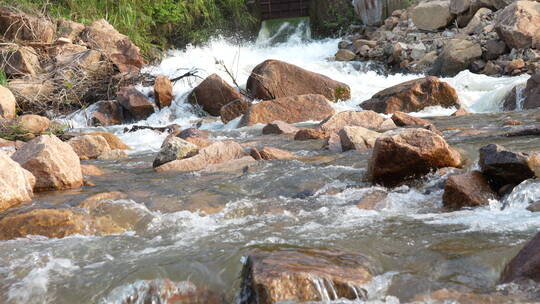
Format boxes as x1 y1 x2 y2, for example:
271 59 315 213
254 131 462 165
0 69 6 86
0 121 67 141
1 0 257 59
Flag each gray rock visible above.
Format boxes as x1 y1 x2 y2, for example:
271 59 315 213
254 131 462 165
153 138 199 168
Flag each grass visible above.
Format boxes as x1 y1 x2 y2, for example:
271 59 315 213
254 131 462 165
0 69 6 86
1 0 257 59
0 120 67 141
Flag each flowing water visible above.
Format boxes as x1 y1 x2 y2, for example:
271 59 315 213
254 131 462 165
2 24 540 303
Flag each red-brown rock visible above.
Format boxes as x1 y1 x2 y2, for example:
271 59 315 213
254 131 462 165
442 171 499 210
391 111 439 133
154 76 173 109
240 94 335 126
495 1 540 49
262 120 300 135
501 231 540 284
338 126 381 151
360 77 459 114
251 147 295 160
2 46 41 76
188 74 245 116
0 7 56 43
220 98 251 124
247 59 351 102
319 110 386 132
90 100 125 126
368 128 462 187
68 135 112 160
117 87 155 121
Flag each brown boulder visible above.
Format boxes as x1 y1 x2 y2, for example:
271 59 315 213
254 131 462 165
88 131 131 150
391 111 439 133
339 126 381 151
178 128 209 140
368 128 462 187
154 76 173 109
523 73 540 109
0 7 56 43
294 128 328 140
262 121 299 135
1 46 41 76
81 164 105 176
0 85 15 119
0 208 124 241
430 39 483 77
0 153 35 212
81 19 143 73
442 171 499 210
118 280 225 304
188 74 245 116
360 77 459 114
239 94 335 126
495 1 540 49
239 249 376 304
247 59 351 102
156 141 247 172
68 135 112 160
411 0 454 31
15 114 51 134
319 110 386 132
97 150 128 160
251 147 295 160
479 144 535 190
335 49 356 61
501 231 540 283
12 135 83 191
117 87 155 121
90 100 125 126
220 99 251 124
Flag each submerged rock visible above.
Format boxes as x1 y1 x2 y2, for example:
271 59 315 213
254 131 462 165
155 141 247 172
153 137 199 168
368 128 462 187
319 110 386 132
250 147 295 160
442 171 499 210
80 164 104 176
360 77 459 114
0 153 35 212
247 59 351 102
12 135 83 191
501 231 540 283
239 94 335 126
188 74 246 116
479 144 536 191
294 128 328 140
239 249 377 304
0 208 124 240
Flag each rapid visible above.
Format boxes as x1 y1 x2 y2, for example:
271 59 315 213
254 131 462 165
2 22 540 303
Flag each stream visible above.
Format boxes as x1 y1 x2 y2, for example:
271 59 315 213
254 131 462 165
1 23 540 303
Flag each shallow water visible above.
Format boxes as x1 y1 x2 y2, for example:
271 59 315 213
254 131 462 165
3 28 540 303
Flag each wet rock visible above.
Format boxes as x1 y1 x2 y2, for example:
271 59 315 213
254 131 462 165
202 156 257 174
479 144 535 190
451 108 470 116
251 147 295 160
338 126 381 151
79 191 129 209
97 149 128 160
117 87 155 121
153 137 199 168
503 120 523 126
1 46 41 77
0 85 15 119
188 74 245 116
90 100 125 126
117 280 225 304
442 171 498 210
81 164 105 176
239 94 335 126
356 189 388 210
262 121 299 135
412 288 526 304
391 111 439 133
239 249 376 304
502 87 518 111
495 1 540 49
326 132 343 152
154 76 173 109
220 98 251 124
360 77 459 114
484 39 508 61
12 135 83 191
68 135 112 160
411 0 454 31
368 128 462 187
15 114 51 134
0 208 124 240
319 110 386 132
87 131 131 150
247 59 351 102
501 231 540 283
0 7 56 43
527 200 540 212
81 19 143 73
0 153 35 212
178 128 209 140
184 137 213 148
523 73 540 109
335 49 356 61
294 128 328 140
155 141 247 172
431 39 483 77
